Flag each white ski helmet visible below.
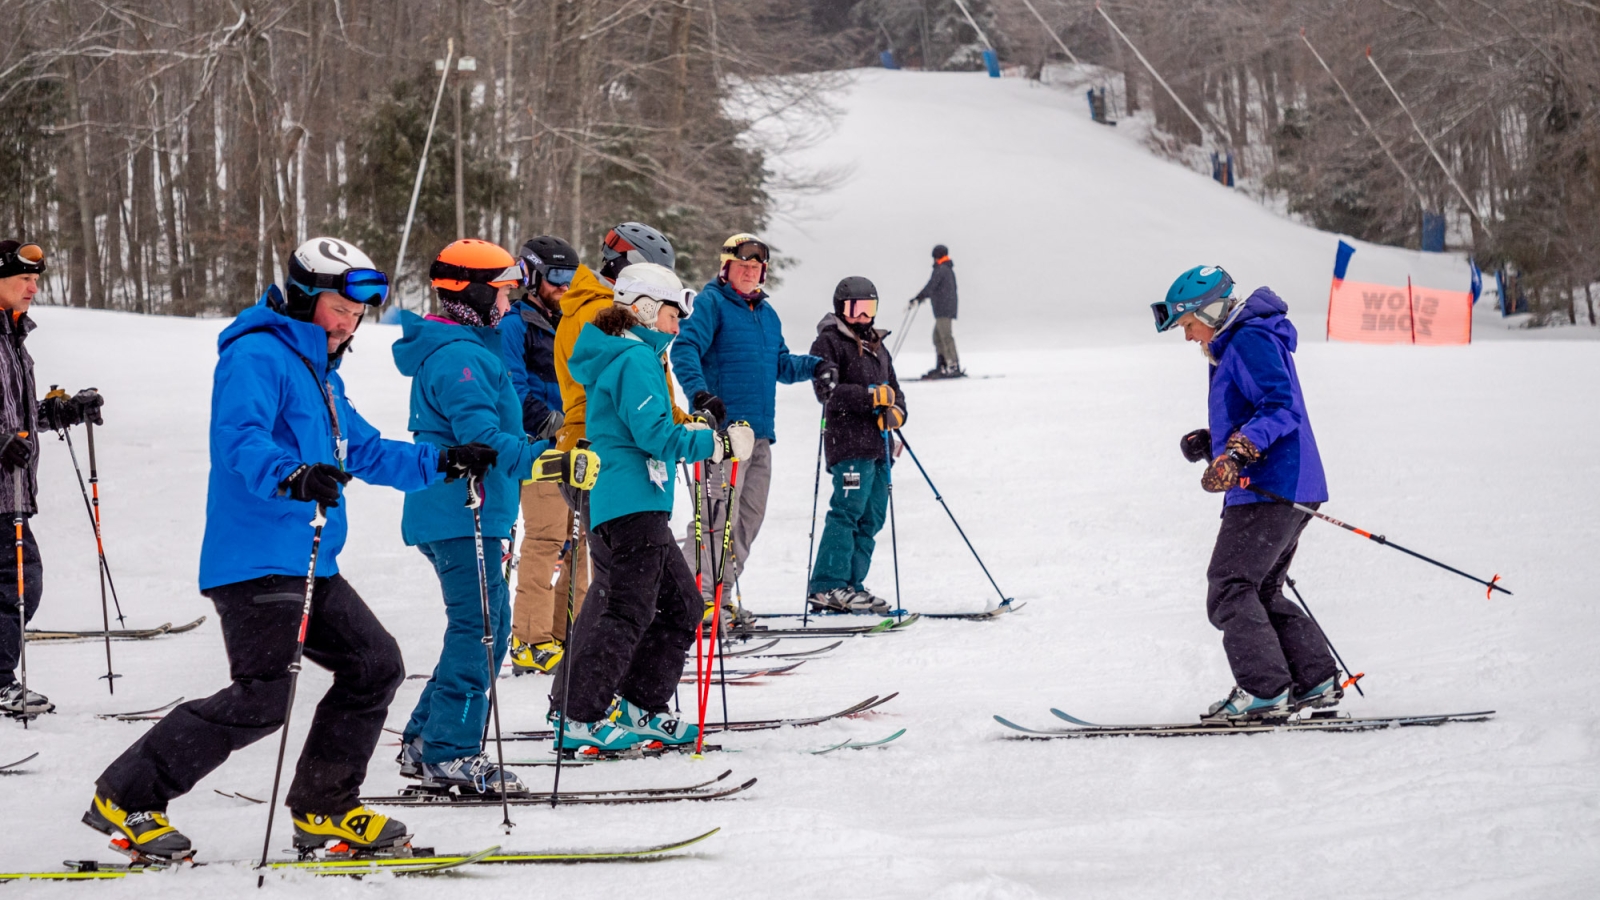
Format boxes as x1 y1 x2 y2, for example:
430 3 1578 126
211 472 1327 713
284 237 389 321
613 262 695 330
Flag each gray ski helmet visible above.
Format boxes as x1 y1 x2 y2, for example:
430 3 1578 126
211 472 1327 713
932 244 948 259
832 275 879 314
599 222 674 279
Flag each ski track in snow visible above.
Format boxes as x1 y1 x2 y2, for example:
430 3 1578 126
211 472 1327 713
3 69 1598 898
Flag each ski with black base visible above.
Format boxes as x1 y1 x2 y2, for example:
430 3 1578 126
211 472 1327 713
25 617 206 642
0 752 39 773
729 614 919 638
994 709 1496 739
508 693 897 742
679 660 806 683
97 697 184 720
721 639 780 658
9 829 721 880
366 775 753 803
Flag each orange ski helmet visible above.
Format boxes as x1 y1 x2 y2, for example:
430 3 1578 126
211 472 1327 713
430 239 521 326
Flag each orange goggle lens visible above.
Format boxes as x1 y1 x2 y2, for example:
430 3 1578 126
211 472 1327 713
843 299 878 318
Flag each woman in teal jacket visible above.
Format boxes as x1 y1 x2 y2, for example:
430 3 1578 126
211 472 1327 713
554 263 752 751
391 240 549 794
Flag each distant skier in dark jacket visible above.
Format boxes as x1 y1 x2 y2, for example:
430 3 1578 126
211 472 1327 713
0 240 103 718
1154 265 1340 723
499 235 588 675
90 237 482 861
806 276 907 615
909 244 961 379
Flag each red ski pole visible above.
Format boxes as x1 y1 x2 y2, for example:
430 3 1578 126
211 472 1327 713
695 455 739 755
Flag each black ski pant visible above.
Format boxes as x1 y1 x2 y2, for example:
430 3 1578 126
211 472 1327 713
547 485 610 712
95 574 403 816
0 518 42 689
1205 501 1338 699
554 511 699 722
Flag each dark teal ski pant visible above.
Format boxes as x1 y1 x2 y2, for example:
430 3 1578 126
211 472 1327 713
807 458 889 594
403 535 511 763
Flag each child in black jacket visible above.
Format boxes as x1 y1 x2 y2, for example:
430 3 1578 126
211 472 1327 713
806 276 908 615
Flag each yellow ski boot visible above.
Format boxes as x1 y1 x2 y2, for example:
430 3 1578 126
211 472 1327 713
292 805 411 855
82 794 194 861
510 638 563 675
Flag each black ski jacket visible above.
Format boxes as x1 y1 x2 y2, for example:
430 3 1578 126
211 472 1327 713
810 313 907 469
913 258 958 319
0 311 40 515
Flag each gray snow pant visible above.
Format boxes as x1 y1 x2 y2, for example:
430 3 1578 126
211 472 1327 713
1205 501 1338 699
933 317 960 371
681 438 771 603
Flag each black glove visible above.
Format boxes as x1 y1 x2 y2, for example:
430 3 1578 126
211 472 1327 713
534 409 564 441
281 462 352 506
813 361 839 395
439 442 499 482
74 389 104 426
1180 428 1211 463
692 391 726 432
0 433 32 471
38 387 82 431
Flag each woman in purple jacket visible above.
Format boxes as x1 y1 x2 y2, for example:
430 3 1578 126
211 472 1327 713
1155 265 1340 723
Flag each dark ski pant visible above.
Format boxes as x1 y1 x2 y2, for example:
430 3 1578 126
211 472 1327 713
0 518 41 688
556 511 699 722
402 535 511 764
808 458 889 594
547 485 610 713
1206 501 1337 699
95 574 403 815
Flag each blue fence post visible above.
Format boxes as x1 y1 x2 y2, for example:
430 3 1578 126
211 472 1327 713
880 50 898 69
1421 211 1446 252
982 49 1000 77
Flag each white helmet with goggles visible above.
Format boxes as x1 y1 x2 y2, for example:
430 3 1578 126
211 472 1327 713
613 263 695 330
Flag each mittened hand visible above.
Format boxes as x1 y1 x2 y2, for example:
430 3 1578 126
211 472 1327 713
1180 428 1211 463
813 361 839 394
535 409 564 441
74 388 104 426
0 433 32 471
38 388 82 431
532 447 600 490
1201 455 1240 493
691 391 726 431
877 407 905 432
1224 432 1261 465
868 383 896 409
282 462 353 506
439 442 499 481
726 423 756 461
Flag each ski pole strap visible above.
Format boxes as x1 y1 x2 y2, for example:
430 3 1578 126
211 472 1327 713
1241 480 1510 598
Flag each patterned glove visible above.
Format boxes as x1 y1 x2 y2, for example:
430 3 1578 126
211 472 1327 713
1224 432 1261 465
1201 455 1240 493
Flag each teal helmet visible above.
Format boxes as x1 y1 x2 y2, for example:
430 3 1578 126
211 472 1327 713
1152 265 1235 332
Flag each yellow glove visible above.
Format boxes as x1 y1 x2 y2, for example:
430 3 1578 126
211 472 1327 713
868 383 896 409
877 407 905 432
530 446 600 490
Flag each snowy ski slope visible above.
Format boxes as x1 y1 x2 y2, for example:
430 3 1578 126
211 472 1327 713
2 69 1596 898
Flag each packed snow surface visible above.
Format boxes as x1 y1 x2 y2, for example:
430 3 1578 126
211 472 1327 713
3 70 1596 898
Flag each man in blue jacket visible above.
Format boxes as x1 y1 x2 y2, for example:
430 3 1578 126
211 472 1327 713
1155 265 1340 723
670 233 821 615
89 238 495 860
499 235 586 674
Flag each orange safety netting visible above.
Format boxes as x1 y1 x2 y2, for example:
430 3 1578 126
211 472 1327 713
1325 279 1472 345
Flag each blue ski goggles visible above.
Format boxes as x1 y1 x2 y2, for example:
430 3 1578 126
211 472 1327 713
293 267 390 307
520 256 577 289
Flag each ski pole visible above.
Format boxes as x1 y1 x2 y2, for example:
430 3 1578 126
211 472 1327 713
1283 576 1365 697
1239 479 1512 599
895 432 1013 608
802 415 824 626
12 459 29 728
51 412 119 692
696 451 740 755
890 302 919 357
550 491 583 806
688 461 708 751
85 418 127 627
466 476 514 832
256 502 327 888
883 429 903 621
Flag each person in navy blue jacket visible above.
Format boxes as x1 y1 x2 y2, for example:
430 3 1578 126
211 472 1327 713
669 233 823 617
498 235 588 674
1155 265 1340 724
90 238 495 861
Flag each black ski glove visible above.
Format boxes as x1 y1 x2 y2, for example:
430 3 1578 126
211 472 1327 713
38 387 83 431
74 388 104 426
0 433 32 471
692 391 726 432
812 361 839 395
281 462 352 506
1180 428 1211 463
439 443 499 482
534 409 564 441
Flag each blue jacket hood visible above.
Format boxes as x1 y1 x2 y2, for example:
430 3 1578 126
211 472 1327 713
1212 287 1296 356
220 288 333 368
392 310 499 377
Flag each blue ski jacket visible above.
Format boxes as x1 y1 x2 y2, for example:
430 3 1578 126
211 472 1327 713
568 320 716 530
1206 287 1328 508
670 279 819 442
199 291 440 590
392 311 548 544
496 299 564 437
